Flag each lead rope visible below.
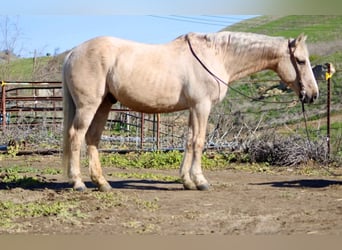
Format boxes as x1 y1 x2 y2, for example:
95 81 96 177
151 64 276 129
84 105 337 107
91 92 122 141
302 91 340 176
301 102 313 151
186 36 296 105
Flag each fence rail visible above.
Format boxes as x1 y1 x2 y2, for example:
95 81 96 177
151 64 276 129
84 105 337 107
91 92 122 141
0 71 341 155
0 81 176 150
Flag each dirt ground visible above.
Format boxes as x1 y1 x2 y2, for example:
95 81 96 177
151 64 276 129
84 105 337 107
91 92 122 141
0 155 342 235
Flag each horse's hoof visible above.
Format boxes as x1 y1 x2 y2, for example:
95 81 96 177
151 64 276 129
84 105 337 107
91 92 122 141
98 183 112 192
183 182 197 190
196 183 210 191
73 183 87 192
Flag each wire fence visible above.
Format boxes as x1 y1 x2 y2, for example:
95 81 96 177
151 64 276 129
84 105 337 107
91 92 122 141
0 69 341 157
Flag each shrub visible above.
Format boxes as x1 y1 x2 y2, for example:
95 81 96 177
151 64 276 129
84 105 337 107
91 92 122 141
245 133 329 166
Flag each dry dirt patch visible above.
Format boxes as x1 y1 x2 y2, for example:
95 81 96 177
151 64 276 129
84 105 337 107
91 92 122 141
0 155 342 235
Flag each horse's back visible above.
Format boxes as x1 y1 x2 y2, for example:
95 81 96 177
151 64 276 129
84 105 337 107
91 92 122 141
63 35 192 113
64 36 169 76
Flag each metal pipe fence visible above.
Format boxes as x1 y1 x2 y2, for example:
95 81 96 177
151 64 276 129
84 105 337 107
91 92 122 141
0 81 187 151
0 70 341 155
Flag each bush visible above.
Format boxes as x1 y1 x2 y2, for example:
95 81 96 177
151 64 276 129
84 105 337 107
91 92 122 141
245 133 330 166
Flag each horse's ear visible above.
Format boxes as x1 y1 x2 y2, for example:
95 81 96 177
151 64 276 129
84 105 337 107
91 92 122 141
295 33 307 46
289 33 307 48
297 33 307 43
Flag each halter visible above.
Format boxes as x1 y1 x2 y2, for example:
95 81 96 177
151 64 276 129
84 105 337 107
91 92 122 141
288 39 306 103
288 40 312 150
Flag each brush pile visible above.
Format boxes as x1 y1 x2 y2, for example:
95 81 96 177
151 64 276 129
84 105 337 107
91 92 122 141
245 133 329 166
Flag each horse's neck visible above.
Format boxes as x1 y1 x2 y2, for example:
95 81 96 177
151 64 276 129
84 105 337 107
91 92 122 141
221 35 287 82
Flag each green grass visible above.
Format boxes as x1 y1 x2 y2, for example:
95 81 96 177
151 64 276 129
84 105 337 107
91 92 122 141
226 15 342 43
2 56 51 80
0 165 62 189
93 191 159 212
100 150 249 170
0 199 83 229
100 151 183 169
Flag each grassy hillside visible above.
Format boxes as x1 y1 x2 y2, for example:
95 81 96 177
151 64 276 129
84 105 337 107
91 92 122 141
0 52 66 81
213 15 342 156
225 15 342 42
225 15 342 66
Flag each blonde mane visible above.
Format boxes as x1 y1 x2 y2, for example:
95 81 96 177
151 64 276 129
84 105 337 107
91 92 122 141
201 31 286 60
182 31 288 81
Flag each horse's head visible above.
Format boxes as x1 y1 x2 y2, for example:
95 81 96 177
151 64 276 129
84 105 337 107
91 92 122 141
276 34 319 103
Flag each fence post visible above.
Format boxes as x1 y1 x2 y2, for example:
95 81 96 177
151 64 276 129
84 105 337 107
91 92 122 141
326 63 331 158
1 82 6 130
157 113 160 150
140 112 144 149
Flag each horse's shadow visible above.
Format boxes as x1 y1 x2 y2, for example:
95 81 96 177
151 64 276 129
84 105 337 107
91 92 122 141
3 177 341 192
252 179 342 189
0 179 183 191
109 179 182 191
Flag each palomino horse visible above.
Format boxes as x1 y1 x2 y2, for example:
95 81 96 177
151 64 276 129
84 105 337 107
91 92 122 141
62 31 319 191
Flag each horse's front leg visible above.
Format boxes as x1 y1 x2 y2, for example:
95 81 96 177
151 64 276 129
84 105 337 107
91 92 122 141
190 102 211 191
180 111 197 190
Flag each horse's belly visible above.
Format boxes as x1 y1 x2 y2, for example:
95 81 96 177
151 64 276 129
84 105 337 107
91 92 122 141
114 88 187 113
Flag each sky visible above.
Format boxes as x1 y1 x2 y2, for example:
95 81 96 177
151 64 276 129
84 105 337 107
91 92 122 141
1 0 339 58
0 0 263 57
1 15 256 58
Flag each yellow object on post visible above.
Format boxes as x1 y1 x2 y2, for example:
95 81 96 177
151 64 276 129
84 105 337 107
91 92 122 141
325 72 332 81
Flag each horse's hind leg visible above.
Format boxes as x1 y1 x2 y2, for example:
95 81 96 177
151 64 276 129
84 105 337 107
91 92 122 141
68 105 100 191
85 95 113 192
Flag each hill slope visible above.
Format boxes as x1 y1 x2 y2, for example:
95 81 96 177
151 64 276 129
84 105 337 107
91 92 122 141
224 15 342 66
210 15 342 154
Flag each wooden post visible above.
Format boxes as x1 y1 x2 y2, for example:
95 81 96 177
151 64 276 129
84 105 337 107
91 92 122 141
1 83 6 130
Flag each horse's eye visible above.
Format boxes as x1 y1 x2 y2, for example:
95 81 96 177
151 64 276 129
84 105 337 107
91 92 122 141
296 58 306 65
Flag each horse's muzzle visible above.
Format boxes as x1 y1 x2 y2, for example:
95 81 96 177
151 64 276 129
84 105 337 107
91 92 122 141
300 90 318 104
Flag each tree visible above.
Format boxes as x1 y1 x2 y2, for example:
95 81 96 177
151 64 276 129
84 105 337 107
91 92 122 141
0 15 22 79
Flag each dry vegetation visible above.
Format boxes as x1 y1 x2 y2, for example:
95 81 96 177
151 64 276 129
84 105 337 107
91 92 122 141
1 15 342 165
